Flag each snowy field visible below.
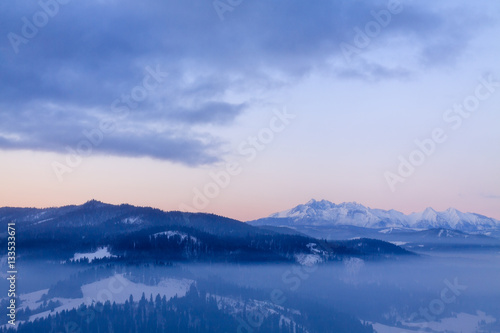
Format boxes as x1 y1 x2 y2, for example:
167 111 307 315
18 275 193 321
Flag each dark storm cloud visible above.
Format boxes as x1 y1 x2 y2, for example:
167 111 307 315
0 0 490 164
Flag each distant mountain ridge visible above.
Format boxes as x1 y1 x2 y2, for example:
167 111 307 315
249 199 500 232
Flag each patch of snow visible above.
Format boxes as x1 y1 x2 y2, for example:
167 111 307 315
402 311 496 333
33 218 54 225
294 254 322 266
29 211 48 220
390 241 407 246
121 216 142 224
371 322 415 332
306 243 322 254
71 247 116 263
152 230 197 243
28 275 194 321
279 315 292 329
210 294 305 331
19 289 49 310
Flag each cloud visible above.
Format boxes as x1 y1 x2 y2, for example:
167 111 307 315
171 102 248 125
0 0 494 164
0 102 222 165
481 193 500 199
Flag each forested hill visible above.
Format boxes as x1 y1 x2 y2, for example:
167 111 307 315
0 285 374 333
0 200 414 264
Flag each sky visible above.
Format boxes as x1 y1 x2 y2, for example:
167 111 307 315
0 0 499 221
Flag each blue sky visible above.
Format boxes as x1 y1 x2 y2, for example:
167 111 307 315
1 0 499 220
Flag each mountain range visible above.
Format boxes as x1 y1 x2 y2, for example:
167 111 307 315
1 199 499 263
0 200 412 264
248 199 500 232
1 200 497 333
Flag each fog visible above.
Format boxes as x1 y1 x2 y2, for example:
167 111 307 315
2 249 499 332
183 251 500 330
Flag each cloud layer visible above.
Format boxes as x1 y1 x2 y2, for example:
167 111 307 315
0 0 491 165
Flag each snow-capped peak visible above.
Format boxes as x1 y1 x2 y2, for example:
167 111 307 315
422 207 437 218
263 199 500 232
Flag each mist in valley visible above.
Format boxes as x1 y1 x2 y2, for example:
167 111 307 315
2 248 499 332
